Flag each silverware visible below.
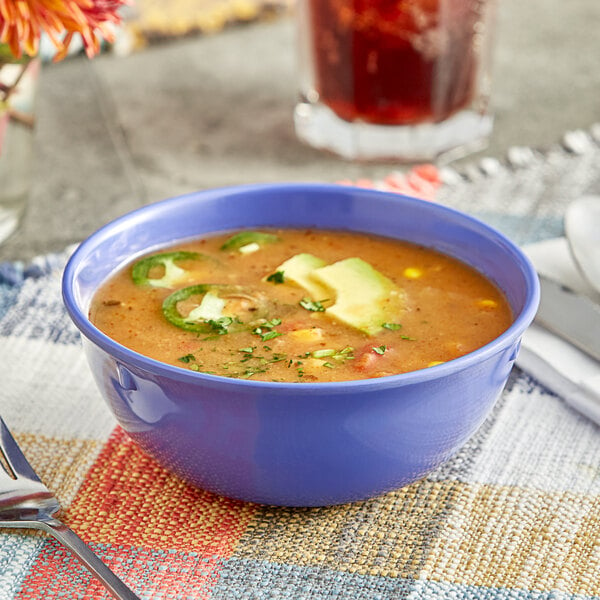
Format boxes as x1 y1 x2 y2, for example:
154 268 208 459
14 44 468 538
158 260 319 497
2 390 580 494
565 195 600 295
0 416 141 600
535 274 600 362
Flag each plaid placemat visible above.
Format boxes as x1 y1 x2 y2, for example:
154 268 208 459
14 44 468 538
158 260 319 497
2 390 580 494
1 131 600 598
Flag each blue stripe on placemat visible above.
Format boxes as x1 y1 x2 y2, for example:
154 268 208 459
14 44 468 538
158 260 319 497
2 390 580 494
0 249 81 344
211 558 417 600
211 558 600 600
0 534 46 600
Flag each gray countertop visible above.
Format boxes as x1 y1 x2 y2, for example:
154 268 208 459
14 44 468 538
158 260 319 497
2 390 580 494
1 0 599 262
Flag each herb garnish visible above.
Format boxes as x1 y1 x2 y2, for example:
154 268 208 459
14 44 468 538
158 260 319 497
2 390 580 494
205 316 234 335
373 345 387 355
382 322 415 340
178 354 196 363
266 270 285 284
312 349 335 358
264 318 282 328
253 318 283 342
299 297 326 312
310 346 354 365
255 330 282 342
177 353 204 372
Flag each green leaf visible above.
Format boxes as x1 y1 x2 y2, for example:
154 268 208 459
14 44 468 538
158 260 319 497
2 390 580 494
220 231 280 251
266 271 285 284
178 353 196 363
299 297 326 312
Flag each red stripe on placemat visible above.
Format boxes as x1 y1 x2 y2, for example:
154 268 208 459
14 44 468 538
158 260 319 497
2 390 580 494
16 426 257 599
338 164 442 201
17 540 227 600
66 427 257 552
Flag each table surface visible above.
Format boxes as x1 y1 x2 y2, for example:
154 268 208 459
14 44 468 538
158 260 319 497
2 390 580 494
1 0 599 262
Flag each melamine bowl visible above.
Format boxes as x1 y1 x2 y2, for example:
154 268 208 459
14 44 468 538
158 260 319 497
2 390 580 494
62 183 539 506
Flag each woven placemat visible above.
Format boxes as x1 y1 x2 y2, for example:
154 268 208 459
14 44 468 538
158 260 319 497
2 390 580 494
1 251 599 598
342 124 600 247
1 127 600 599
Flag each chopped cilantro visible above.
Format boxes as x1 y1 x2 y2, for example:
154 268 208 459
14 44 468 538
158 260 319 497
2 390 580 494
373 345 387 355
382 322 402 331
330 346 354 362
253 321 283 342
204 316 234 335
312 349 335 358
178 354 196 363
260 330 282 342
270 354 287 363
263 318 282 328
241 366 268 379
299 297 326 312
266 271 285 284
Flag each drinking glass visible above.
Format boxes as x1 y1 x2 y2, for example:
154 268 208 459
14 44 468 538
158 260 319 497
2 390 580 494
294 0 497 162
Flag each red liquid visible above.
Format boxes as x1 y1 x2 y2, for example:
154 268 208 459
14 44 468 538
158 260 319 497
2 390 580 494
308 0 485 125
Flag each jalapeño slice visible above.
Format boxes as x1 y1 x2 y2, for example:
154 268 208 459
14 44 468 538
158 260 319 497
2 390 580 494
131 251 202 288
162 284 270 333
220 231 280 251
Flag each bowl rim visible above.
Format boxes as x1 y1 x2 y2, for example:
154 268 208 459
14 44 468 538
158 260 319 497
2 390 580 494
62 182 540 393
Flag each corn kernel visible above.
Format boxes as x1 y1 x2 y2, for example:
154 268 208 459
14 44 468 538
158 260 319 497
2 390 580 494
477 299 498 309
288 328 324 342
427 361 445 367
403 267 422 279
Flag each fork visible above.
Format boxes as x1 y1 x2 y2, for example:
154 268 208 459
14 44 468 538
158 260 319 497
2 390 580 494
0 416 141 600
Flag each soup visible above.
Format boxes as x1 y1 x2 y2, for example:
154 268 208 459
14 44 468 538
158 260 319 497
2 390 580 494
89 229 512 382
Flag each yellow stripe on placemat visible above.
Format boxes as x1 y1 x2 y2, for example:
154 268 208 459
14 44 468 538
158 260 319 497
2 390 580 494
422 482 600 595
234 478 600 595
15 433 105 510
235 479 463 579
127 0 293 42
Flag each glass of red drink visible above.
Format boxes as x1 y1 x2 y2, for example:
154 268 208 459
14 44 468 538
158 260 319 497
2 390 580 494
294 0 497 162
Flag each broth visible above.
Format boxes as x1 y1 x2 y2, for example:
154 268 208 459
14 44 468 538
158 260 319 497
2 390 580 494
90 229 512 382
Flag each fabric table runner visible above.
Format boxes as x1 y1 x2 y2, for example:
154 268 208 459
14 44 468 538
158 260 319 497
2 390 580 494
1 128 599 599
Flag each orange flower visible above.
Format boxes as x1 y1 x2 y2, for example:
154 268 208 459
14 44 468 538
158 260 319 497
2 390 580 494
0 0 127 61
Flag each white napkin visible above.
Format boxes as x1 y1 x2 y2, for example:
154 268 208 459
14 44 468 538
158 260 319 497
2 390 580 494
517 238 600 425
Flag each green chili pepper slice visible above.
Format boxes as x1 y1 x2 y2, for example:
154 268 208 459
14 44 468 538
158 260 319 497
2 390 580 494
162 284 270 333
131 251 202 288
220 231 280 251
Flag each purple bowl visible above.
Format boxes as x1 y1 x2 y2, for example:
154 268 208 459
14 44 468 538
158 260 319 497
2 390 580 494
62 183 539 506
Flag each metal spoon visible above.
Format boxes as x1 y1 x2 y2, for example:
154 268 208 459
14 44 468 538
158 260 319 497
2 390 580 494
565 195 600 295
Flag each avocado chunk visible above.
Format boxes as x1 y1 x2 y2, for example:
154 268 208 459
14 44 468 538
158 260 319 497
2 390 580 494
272 253 330 301
311 258 404 336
